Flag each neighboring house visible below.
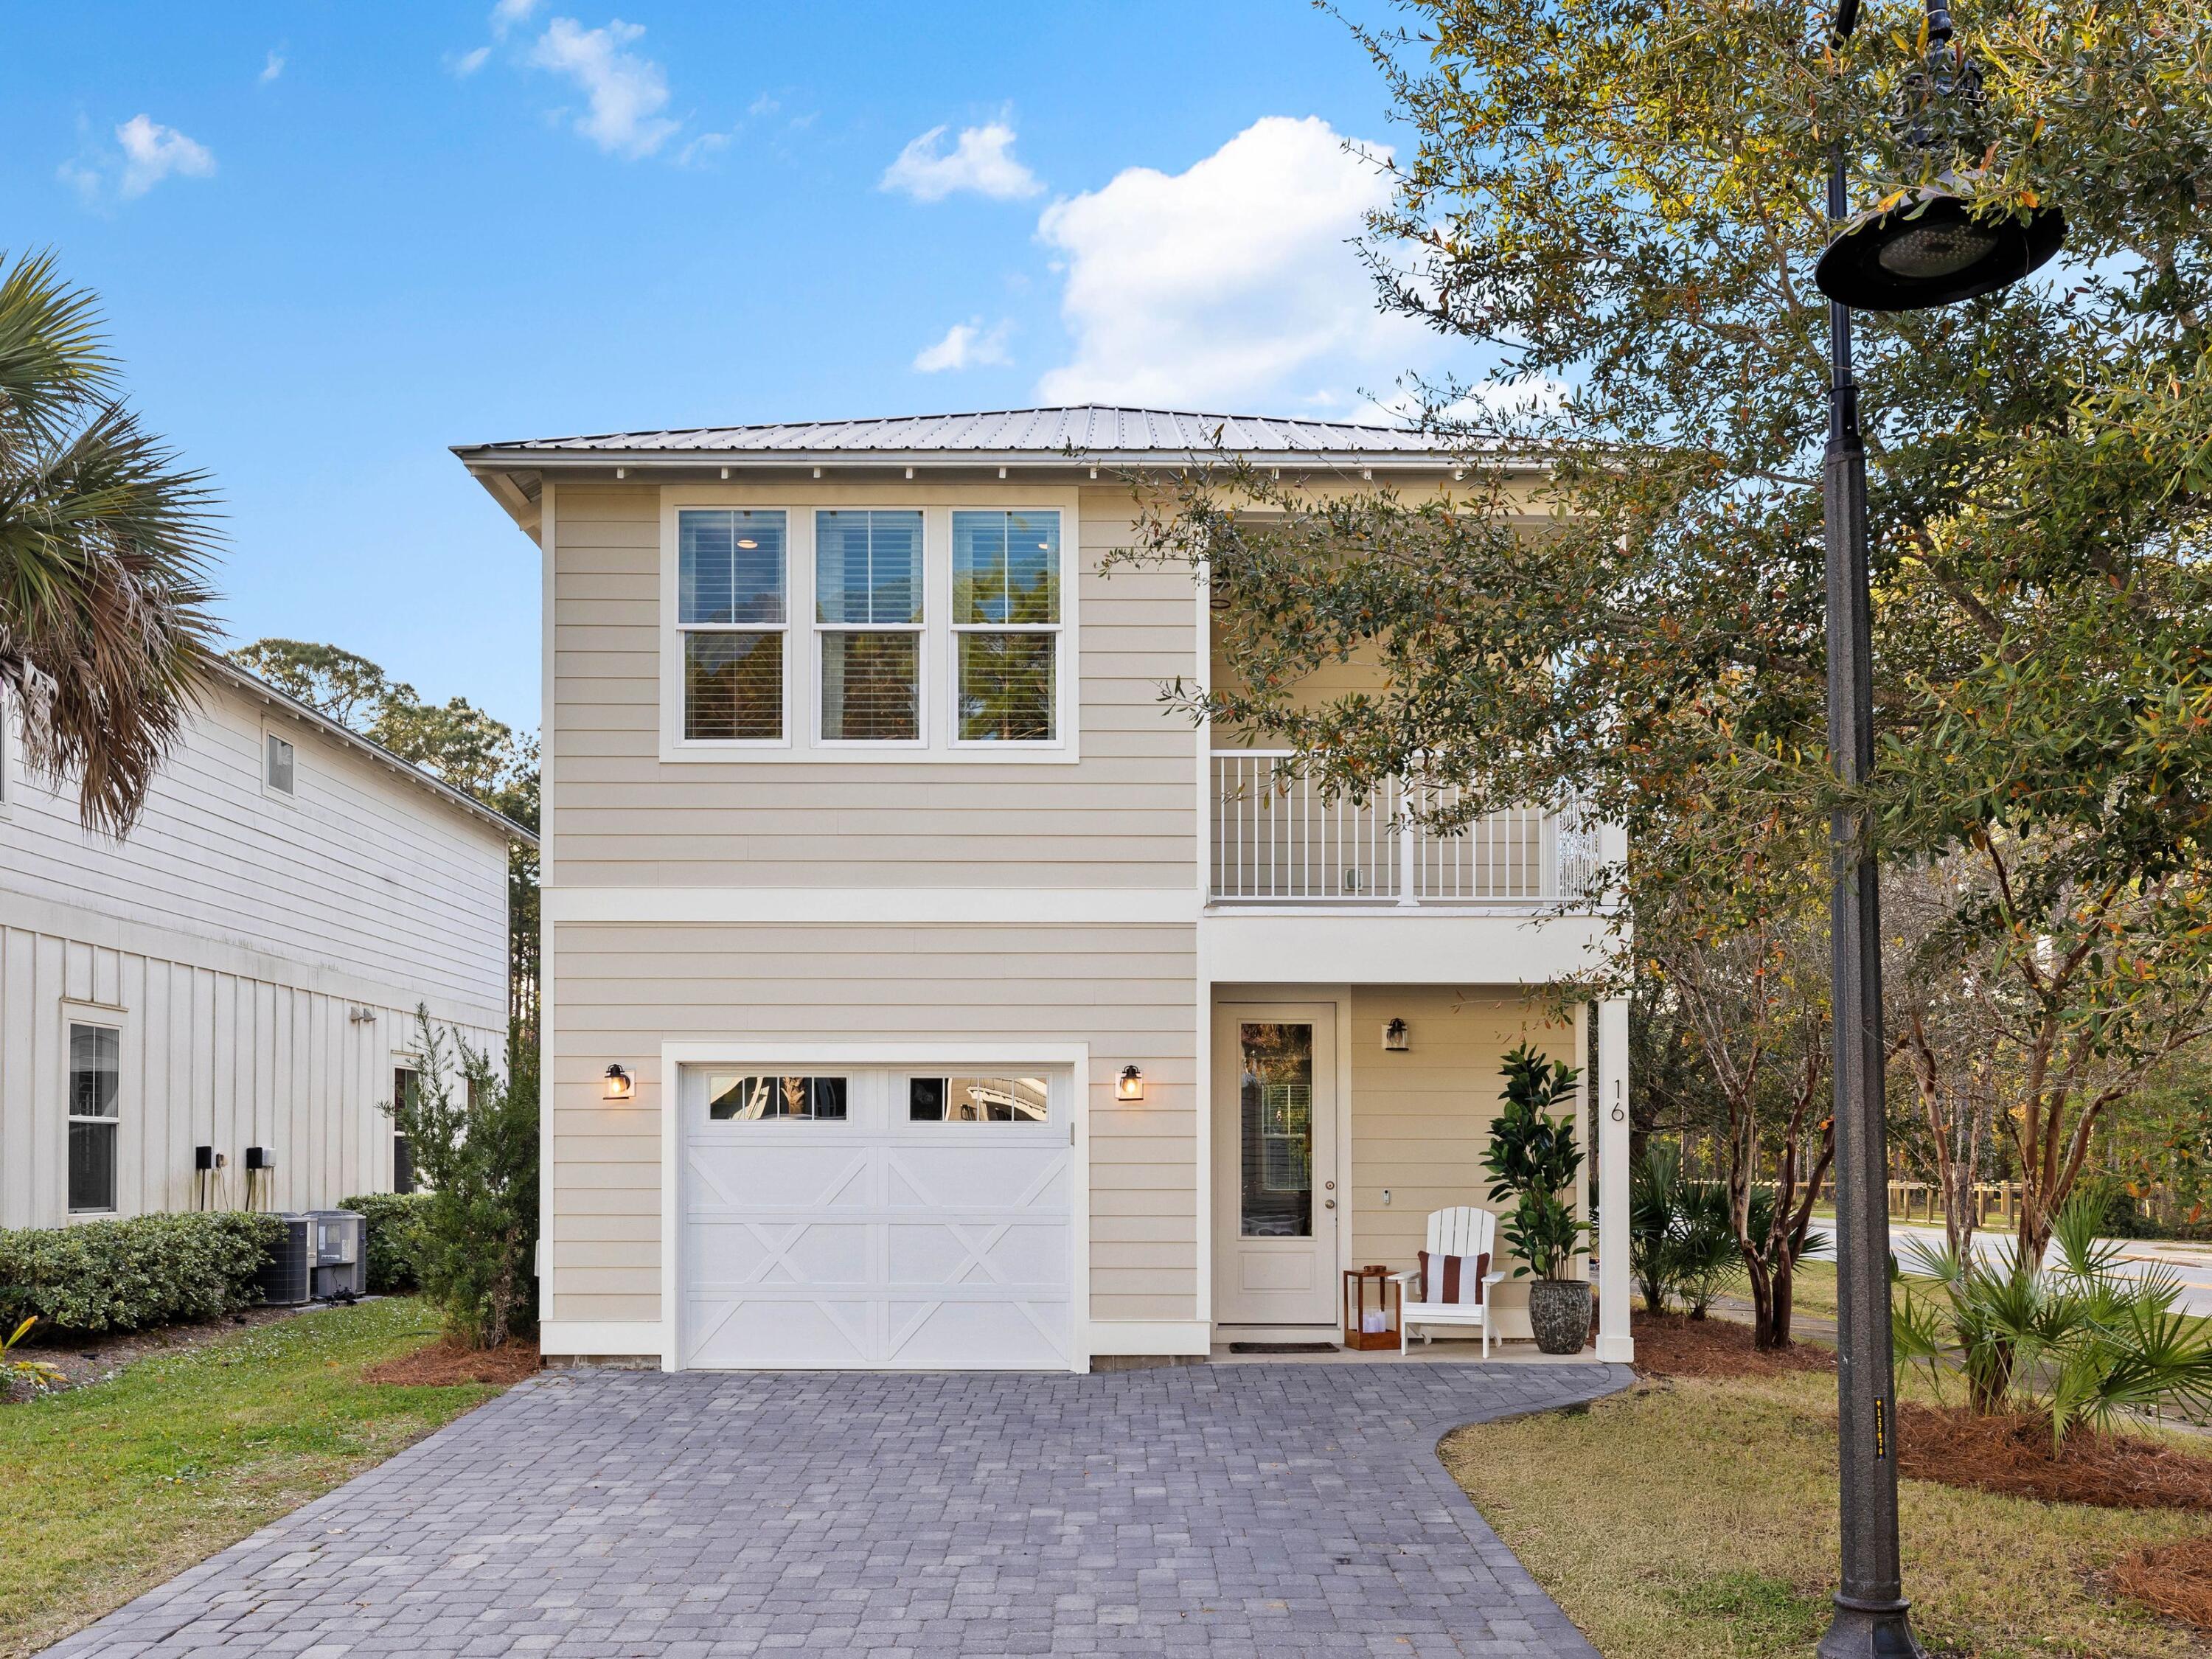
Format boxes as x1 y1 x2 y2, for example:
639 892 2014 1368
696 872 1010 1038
456 405 1632 1372
0 659 530 1230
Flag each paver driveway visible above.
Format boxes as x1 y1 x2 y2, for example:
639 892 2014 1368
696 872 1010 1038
49 1360 1631 1658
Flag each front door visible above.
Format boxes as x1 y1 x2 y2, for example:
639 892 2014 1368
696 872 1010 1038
1213 1004 1338 1326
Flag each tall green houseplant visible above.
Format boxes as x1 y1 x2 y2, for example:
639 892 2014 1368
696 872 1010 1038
1483 1043 1592 1354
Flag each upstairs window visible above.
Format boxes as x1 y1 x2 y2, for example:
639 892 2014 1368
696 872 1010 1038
265 731 296 796
816 509 923 742
952 509 1061 743
679 509 787 740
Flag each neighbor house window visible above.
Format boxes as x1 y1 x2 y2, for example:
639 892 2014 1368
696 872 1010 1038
265 731 296 795
678 509 787 740
706 1074 849 1121
952 509 1060 742
68 1023 120 1213
392 1067 418 1194
816 509 922 741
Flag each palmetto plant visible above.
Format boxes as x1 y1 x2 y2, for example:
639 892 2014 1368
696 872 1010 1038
0 248 219 835
1893 1193 2212 1450
3 1315 66 1394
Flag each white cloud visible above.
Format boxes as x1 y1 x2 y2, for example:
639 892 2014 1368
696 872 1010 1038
260 49 285 83
450 44 493 76
914 319 1013 373
111 115 216 200
1034 115 1442 409
881 122 1041 203
527 17 677 159
490 0 543 35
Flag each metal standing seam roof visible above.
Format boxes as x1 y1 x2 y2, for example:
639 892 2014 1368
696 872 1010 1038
454 405 1465 463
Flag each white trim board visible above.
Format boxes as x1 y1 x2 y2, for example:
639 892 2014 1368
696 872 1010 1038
548 887 1200 925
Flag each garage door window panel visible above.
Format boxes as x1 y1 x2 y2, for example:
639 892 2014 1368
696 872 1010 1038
908 1075 1050 1123
706 1074 849 1121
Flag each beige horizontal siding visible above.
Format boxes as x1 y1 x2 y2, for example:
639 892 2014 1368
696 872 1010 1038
546 919 1199 1328
547 480 1200 889
1344 985 1585 1324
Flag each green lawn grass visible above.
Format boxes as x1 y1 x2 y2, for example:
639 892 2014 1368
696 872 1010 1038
1444 1363 2205 1659
0 1298 502 1659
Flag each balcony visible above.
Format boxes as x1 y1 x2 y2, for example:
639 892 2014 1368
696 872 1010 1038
1209 750 1599 908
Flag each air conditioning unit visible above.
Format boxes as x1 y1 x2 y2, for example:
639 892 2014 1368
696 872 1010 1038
307 1210 366 1301
255 1214 314 1307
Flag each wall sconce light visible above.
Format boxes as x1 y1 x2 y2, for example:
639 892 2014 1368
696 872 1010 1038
1115 1065 1145 1102
1383 1018 1410 1052
602 1062 635 1102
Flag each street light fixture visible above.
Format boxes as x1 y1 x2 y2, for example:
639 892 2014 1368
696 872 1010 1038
1809 4 2062 1658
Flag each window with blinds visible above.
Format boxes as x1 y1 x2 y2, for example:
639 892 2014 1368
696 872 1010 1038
952 509 1060 743
679 509 787 740
816 509 923 742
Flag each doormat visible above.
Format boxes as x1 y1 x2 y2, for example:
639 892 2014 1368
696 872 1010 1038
1227 1341 1338 1354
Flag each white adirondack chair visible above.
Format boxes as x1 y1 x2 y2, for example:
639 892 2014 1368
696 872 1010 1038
1388 1206 1505 1357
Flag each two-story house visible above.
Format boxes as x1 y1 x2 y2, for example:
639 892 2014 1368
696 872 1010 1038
457 406 1632 1372
0 659 529 1228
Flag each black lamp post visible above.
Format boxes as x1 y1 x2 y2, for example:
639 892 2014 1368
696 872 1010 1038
1811 5 2062 1658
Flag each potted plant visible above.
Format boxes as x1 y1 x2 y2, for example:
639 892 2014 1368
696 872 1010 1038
1482 1043 1593 1354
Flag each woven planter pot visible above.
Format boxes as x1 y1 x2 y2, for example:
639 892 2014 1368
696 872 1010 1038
1528 1279 1592 1355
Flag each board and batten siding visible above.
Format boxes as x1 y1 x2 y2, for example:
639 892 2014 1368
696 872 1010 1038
548 479 1201 890
0 923 504 1229
547 922 1200 1329
0 675 513 1230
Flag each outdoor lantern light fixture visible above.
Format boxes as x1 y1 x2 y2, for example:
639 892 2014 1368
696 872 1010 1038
1115 1065 1144 1102
1816 192 2066 311
1382 1018 1411 1052
602 1062 635 1102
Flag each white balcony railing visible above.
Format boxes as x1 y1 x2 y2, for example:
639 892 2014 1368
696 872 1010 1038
1209 750 1600 906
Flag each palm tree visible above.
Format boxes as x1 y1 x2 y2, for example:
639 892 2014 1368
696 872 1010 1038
0 248 219 835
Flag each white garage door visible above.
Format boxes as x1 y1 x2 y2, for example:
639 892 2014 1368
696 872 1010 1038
679 1065 1077 1370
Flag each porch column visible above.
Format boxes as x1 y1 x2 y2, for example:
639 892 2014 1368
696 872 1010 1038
1595 995 1635 1363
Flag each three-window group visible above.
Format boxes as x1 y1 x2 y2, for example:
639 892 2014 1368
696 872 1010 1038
675 507 1065 749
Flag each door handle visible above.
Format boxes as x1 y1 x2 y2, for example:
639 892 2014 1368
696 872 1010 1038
1324 1198 1336 1209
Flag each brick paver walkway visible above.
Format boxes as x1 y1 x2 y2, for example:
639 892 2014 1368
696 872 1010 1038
49 1360 1630 1658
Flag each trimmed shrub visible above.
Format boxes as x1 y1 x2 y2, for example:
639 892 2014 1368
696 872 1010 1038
0 1211 284 1335
339 1192 430 1294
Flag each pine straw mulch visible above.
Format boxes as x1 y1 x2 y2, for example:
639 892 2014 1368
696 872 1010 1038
2113 1536 2212 1634
1631 1310 1836 1380
361 1335 540 1386
1896 1402 2212 1512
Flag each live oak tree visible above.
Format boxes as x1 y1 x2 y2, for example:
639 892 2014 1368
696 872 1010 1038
1127 0 2212 1281
0 250 219 834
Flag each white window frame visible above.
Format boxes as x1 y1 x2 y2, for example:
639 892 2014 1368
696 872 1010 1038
812 507 928 751
64 1009 125 1217
669 504 794 749
657 486 1079 765
261 723 299 801
947 505 1069 754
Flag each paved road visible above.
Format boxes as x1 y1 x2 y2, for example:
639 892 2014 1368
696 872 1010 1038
1805 1222 2212 1316
46 1360 1632 1658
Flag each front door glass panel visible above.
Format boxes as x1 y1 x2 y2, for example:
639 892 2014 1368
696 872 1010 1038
1238 1021 1313 1237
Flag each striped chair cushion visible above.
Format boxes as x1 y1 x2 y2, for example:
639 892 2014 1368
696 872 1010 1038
1419 1249 1491 1306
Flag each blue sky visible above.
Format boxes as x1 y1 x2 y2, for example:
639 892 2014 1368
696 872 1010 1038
1 2 1458 733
